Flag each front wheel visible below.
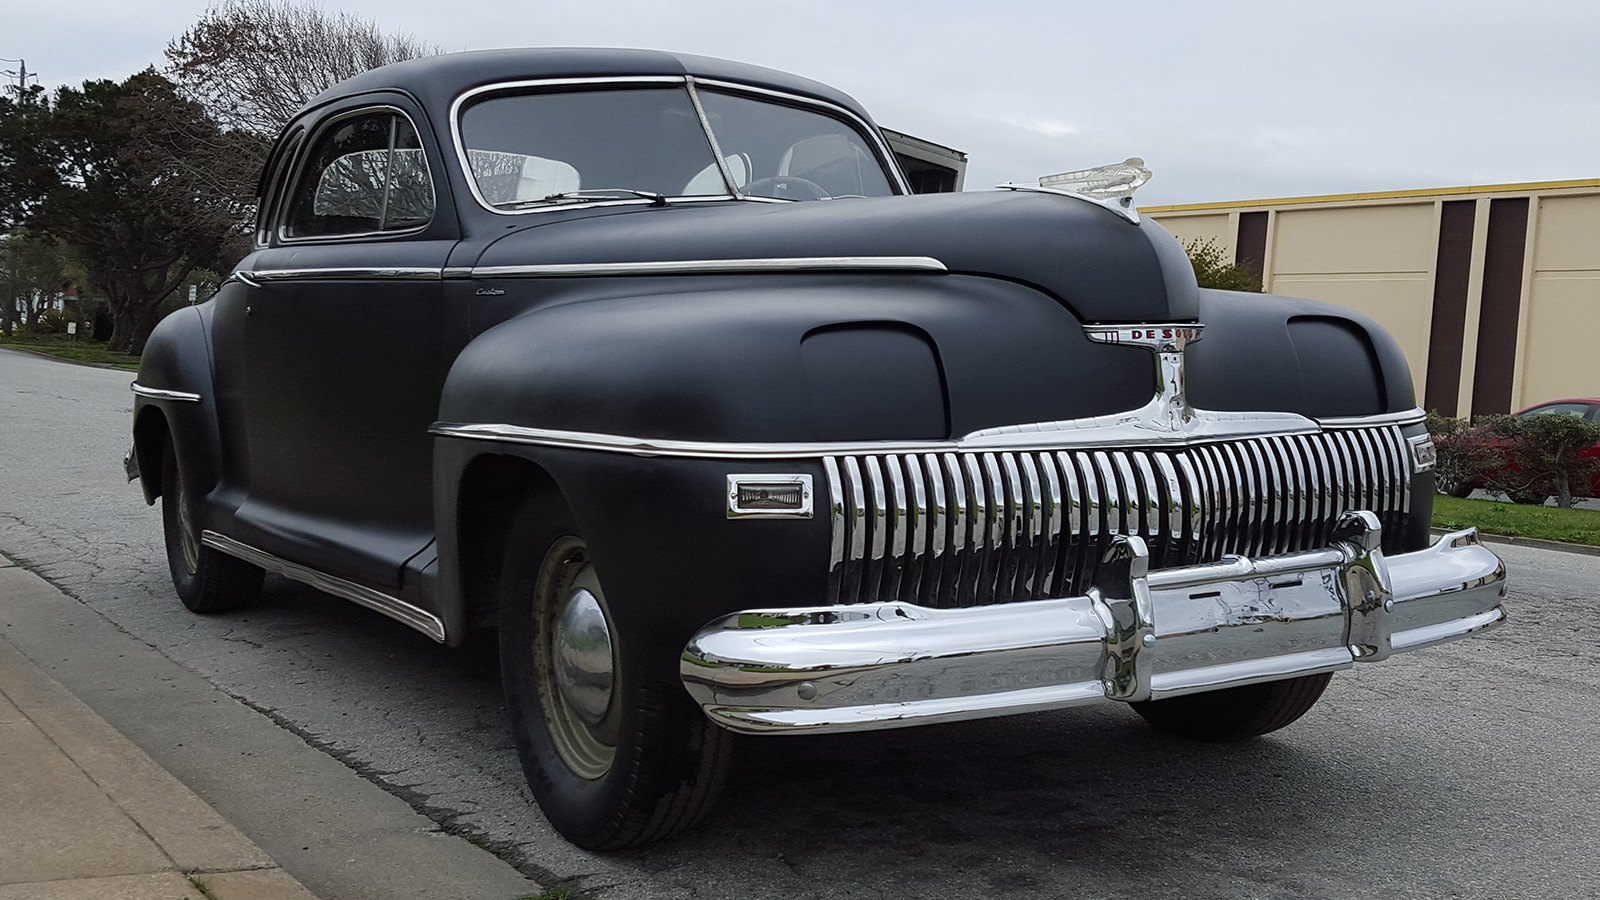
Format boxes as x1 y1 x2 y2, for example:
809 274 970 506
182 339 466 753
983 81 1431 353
498 495 732 849
1131 673 1332 742
160 437 263 613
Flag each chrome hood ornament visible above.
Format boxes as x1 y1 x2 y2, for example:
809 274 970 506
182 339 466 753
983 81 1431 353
996 157 1153 224
960 322 1317 449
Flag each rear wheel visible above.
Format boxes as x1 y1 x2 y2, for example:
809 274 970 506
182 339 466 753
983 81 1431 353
1131 673 1332 742
498 494 732 849
160 437 263 613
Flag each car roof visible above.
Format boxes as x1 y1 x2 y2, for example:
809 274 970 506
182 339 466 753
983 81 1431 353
304 48 876 124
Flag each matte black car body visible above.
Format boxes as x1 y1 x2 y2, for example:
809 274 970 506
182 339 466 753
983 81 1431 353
131 48 1506 849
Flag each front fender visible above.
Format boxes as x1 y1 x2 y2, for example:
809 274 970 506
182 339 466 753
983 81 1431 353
132 303 222 505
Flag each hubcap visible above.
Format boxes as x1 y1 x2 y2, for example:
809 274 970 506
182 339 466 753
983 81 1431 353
533 538 620 780
553 587 615 725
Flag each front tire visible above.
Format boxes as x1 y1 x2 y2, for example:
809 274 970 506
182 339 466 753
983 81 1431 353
498 494 732 849
160 437 263 613
1131 673 1332 742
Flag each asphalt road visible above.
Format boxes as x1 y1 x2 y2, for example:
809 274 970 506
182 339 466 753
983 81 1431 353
3 346 1599 900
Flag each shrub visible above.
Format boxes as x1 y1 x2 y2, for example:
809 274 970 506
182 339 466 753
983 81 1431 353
1183 238 1263 293
1425 412 1504 498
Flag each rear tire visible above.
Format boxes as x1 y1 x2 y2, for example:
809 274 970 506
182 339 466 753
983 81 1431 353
498 493 732 849
160 437 263 613
1131 673 1332 742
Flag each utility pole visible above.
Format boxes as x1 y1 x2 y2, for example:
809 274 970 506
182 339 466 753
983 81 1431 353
0 58 40 98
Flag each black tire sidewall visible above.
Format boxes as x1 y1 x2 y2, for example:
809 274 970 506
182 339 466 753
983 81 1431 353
160 437 205 608
497 495 708 848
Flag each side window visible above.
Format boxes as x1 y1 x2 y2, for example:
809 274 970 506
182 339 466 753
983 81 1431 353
282 111 435 239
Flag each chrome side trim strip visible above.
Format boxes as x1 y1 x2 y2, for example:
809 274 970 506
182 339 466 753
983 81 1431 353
130 382 202 403
199 531 447 643
470 256 948 278
246 267 443 281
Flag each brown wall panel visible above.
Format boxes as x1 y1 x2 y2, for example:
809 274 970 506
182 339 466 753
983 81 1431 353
1424 200 1477 413
1235 211 1269 280
1471 198 1530 415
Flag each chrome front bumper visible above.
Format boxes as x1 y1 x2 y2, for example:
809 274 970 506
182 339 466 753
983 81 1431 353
680 511 1506 734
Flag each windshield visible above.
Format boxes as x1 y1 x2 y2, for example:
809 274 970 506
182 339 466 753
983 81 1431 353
457 84 896 208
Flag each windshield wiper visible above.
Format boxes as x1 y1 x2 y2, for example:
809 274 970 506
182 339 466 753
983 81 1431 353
495 188 669 210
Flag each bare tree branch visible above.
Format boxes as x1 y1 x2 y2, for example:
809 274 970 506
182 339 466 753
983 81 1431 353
165 0 441 137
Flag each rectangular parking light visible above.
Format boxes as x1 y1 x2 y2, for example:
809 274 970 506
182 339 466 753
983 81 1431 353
1407 434 1438 473
727 474 813 518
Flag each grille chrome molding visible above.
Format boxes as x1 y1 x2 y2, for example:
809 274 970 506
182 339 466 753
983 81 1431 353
825 424 1414 609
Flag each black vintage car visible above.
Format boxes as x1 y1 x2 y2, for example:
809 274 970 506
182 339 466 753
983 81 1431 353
128 48 1507 849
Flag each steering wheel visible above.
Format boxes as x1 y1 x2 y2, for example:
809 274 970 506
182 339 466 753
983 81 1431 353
741 176 830 201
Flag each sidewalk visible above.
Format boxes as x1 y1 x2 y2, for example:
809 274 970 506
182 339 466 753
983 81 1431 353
0 555 320 900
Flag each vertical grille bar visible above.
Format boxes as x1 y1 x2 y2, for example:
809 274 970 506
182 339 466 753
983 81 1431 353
1193 444 1224 562
1131 451 1164 549
862 455 888 604
998 453 1026 602
884 455 908 603
921 453 947 605
1173 451 1205 566
903 453 929 604
1153 452 1186 566
823 456 846 605
1037 451 1064 597
1062 451 1091 595
1018 453 1045 598
940 452 968 608
843 456 867 604
961 453 988 607
1217 442 1251 556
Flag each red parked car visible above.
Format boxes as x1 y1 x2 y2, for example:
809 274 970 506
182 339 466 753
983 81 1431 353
1453 399 1600 502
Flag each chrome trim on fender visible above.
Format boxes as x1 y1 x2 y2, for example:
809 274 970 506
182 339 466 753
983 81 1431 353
199 531 447 642
470 256 947 279
679 519 1506 734
130 382 201 403
245 267 443 281
1317 408 1428 430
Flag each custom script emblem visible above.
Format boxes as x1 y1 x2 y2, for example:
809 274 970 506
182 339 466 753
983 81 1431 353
1084 323 1206 433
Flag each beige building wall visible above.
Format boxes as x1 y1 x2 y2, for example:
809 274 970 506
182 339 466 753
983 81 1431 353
1520 195 1600 404
1145 179 1600 416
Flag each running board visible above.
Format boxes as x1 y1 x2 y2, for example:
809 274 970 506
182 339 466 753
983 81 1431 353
200 530 447 642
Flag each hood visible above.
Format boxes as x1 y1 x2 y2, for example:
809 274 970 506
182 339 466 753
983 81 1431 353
473 190 1200 324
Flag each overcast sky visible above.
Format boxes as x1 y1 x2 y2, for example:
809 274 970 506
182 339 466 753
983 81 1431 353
4 0 1595 206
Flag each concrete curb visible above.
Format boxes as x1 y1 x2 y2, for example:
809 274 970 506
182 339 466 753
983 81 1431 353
0 590 320 898
1431 527 1600 557
0 555 543 900
0 345 138 371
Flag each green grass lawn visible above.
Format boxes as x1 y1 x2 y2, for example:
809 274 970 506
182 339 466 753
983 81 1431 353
1433 494 1600 547
0 335 141 370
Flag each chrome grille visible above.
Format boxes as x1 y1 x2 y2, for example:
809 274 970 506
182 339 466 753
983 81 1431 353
822 425 1414 608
